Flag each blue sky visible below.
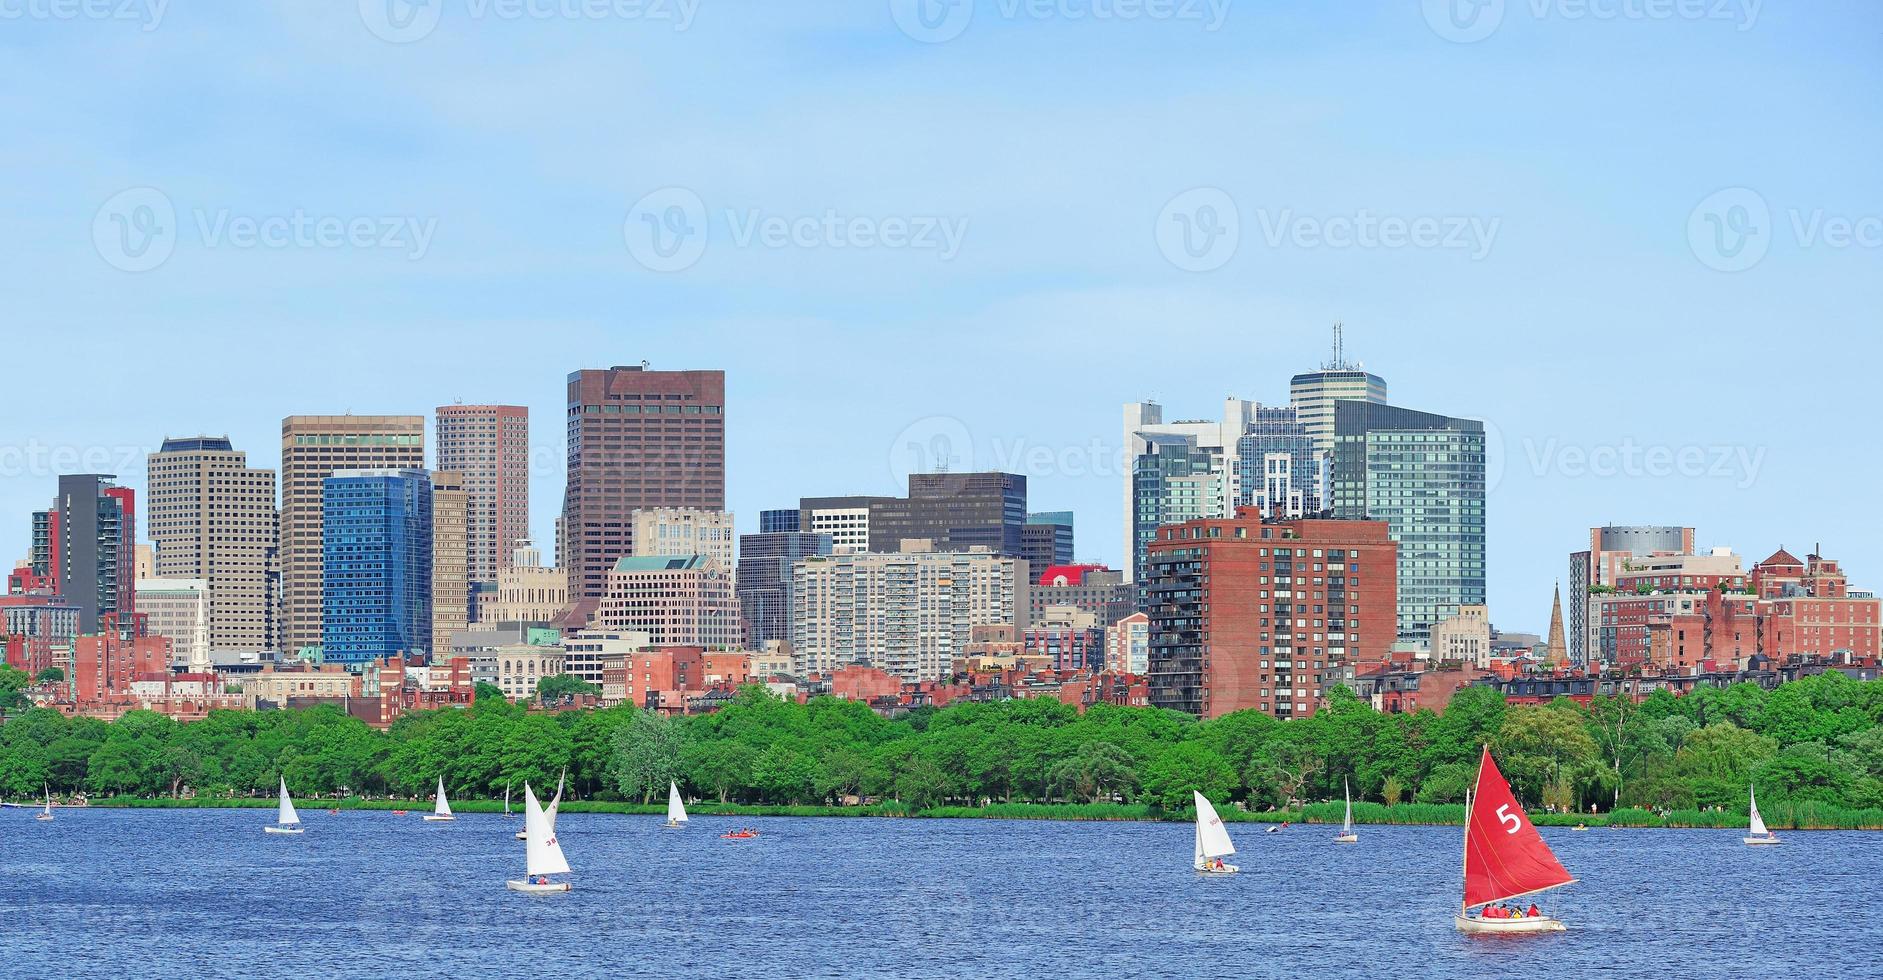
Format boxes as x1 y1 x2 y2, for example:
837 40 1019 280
1 1 1878 633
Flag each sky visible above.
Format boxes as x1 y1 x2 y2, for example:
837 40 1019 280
1 0 1878 634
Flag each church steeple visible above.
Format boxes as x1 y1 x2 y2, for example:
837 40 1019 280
1545 583 1568 669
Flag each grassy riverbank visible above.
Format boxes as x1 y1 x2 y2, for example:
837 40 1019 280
55 796 1883 829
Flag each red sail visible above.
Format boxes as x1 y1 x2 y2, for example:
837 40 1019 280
1463 746 1575 908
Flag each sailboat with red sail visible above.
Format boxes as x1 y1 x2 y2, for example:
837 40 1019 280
1456 746 1575 934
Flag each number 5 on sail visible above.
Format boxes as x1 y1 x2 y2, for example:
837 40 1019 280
1455 746 1574 933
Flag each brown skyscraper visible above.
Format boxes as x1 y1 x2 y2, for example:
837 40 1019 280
431 471 469 654
434 404 530 585
563 366 726 601
279 415 425 653
146 437 279 653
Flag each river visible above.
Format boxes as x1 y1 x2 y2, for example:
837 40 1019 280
0 809 1871 978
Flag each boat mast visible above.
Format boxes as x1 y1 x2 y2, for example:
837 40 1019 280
1460 788 1471 914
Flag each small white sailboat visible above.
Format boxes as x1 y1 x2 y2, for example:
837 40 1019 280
665 781 688 829
36 786 54 822
265 777 305 835
1334 778 1358 844
1744 784 1780 846
424 777 456 822
1192 791 1239 874
504 783 514 819
518 770 564 840
506 782 572 893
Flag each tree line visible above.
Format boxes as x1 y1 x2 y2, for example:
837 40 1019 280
0 673 1879 816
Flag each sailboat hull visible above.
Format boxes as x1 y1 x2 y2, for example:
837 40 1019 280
1743 836 1780 845
664 820 685 829
264 826 304 835
507 879 572 893
423 815 456 822
35 814 53 821
1455 914 1565 934
1333 834 1358 844
1193 862 1239 874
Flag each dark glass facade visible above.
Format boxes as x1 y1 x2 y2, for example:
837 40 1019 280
322 470 433 665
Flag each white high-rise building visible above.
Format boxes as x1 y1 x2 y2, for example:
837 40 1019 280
135 577 210 670
1288 324 1388 455
1121 398 1256 583
789 546 1025 681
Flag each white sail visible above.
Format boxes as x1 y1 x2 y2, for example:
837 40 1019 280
1193 791 1236 863
277 777 301 826
667 781 688 825
434 777 453 818
1343 778 1354 836
546 770 565 828
1749 784 1768 837
523 782 571 877
43 786 52 816
504 784 512 816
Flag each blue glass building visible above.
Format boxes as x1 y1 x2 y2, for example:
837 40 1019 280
322 469 433 665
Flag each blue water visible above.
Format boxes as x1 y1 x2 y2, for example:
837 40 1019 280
0 809 1874 978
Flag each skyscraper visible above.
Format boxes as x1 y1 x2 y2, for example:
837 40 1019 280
1021 511 1075 571
322 469 433 665
31 474 136 634
1234 406 1326 518
869 473 1027 557
1332 400 1486 645
280 416 426 653
563 366 726 602
146 436 278 653
430 470 469 657
1289 324 1388 456
1122 398 1257 583
737 524 832 647
434 404 530 585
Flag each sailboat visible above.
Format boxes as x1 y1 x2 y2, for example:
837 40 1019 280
506 782 572 893
1744 784 1780 845
265 777 305 835
1456 746 1573 933
1192 791 1239 874
1333 778 1358 844
36 786 54 822
504 783 514 819
665 781 688 829
518 770 564 840
424 777 456 822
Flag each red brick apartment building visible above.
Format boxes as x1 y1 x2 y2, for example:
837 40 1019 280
1144 510 1396 719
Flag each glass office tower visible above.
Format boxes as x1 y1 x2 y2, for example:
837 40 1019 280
322 469 433 665
1332 401 1486 645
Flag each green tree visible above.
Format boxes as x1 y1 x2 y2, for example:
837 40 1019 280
609 710 683 804
1047 741 1137 803
536 674 602 703
1140 742 1235 812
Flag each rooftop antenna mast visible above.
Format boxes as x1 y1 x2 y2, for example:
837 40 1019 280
1323 321 1354 371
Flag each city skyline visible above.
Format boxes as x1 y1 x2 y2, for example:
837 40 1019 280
4 4 1879 632
0 334 1867 638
